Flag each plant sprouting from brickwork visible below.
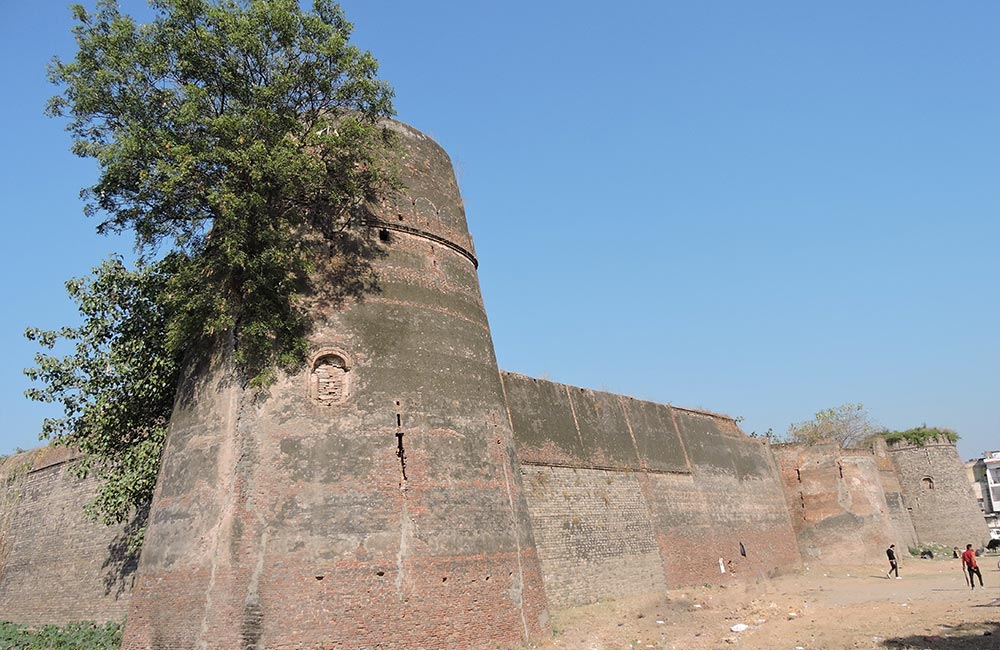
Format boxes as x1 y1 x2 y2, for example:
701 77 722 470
882 426 959 447
25 0 397 544
26 257 179 550
786 403 879 449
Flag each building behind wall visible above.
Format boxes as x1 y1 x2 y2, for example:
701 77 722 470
970 451 1000 540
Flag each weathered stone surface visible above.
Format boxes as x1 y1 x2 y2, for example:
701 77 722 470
772 442 906 565
504 374 802 607
885 436 989 549
0 447 135 625
121 121 549 650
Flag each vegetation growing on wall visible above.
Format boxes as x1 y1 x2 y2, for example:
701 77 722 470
882 426 959 446
24 0 397 548
0 621 121 650
786 403 878 449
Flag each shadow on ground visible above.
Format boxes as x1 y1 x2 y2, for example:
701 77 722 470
883 620 1000 649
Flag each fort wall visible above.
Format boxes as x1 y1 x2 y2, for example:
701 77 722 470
0 123 990 642
872 439 919 551
886 436 988 549
771 443 902 565
502 372 802 608
0 447 135 625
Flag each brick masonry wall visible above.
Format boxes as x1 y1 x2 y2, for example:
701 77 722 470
640 468 799 587
0 447 134 625
887 437 989 549
772 443 901 565
520 465 667 608
503 373 802 607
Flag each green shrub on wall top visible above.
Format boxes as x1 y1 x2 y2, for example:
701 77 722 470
0 621 121 650
882 426 959 446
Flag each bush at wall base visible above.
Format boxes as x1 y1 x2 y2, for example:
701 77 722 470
0 621 121 649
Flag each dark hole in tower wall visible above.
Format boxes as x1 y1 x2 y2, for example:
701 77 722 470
395 408 407 481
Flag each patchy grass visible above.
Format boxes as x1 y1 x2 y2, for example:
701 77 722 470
0 621 121 649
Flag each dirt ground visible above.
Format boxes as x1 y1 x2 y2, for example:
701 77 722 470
526 556 1000 650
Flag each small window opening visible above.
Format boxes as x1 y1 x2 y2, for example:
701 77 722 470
922 477 935 491
379 229 390 242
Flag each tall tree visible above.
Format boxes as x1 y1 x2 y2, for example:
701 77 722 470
786 403 879 448
26 0 397 546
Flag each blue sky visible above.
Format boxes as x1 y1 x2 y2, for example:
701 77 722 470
2 1 998 459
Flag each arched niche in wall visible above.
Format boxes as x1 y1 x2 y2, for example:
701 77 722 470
308 348 351 406
921 476 935 491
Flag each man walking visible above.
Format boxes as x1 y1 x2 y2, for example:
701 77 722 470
886 544 900 579
961 544 984 590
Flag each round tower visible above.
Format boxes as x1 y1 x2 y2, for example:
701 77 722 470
122 121 550 649
884 435 987 550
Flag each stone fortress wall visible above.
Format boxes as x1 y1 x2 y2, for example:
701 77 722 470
119 121 550 650
0 122 988 647
502 372 800 608
0 402 986 637
771 442 918 566
0 447 135 625
881 436 988 550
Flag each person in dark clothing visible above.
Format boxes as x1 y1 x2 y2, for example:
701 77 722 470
886 544 900 579
962 544 984 590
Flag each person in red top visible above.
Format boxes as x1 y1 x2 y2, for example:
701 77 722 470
961 544 983 590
